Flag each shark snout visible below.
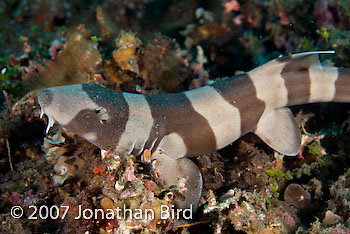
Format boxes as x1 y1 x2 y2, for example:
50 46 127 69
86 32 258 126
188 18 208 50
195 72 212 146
38 88 54 109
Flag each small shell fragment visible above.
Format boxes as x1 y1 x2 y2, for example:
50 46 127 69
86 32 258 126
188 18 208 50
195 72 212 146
322 210 343 226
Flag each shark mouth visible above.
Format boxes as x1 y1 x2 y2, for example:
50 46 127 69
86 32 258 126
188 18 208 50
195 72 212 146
40 109 56 133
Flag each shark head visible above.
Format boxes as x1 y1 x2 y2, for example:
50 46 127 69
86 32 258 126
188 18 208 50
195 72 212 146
38 83 129 149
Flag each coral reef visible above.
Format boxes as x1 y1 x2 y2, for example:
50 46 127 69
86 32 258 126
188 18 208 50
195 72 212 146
327 169 350 224
0 0 350 233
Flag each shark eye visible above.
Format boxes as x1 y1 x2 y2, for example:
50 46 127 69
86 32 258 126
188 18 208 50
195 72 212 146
94 106 106 115
94 106 109 124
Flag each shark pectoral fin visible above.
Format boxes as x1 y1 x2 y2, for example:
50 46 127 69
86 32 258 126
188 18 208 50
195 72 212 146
152 150 202 211
176 157 203 210
254 107 301 156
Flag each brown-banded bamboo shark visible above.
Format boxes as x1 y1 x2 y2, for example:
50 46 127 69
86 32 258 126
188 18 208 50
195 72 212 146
38 51 350 213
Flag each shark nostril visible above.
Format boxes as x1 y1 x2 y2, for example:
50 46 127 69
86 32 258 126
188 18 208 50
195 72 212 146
38 89 54 108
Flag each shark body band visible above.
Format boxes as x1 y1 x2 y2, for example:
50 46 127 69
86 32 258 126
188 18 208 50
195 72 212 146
38 51 350 211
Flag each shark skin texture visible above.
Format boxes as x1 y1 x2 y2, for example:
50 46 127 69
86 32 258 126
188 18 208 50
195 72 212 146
38 51 350 214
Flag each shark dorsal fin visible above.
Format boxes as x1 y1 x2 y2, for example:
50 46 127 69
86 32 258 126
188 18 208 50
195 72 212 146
276 50 335 70
254 107 301 156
